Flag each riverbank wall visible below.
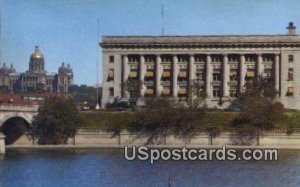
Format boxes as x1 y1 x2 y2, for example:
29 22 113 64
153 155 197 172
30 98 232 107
6 129 300 150
73 129 300 148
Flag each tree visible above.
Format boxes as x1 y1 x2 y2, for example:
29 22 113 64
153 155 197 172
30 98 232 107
68 84 101 107
284 112 300 135
123 79 143 109
187 79 207 108
127 97 206 144
231 77 285 144
33 96 82 144
235 77 284 130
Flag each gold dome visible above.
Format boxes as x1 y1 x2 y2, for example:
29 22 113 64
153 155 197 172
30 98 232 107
31 45 43 59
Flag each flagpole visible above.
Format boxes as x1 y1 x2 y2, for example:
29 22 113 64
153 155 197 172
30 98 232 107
0 0 3 66
161 0 164 36
95 18 100 110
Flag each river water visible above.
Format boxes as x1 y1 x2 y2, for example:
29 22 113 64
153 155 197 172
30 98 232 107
0 149 300 187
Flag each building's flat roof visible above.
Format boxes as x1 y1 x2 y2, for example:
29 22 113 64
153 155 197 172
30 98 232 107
101 35 300 47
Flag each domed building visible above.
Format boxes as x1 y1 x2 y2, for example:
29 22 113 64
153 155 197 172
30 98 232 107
0 63 19 92
29 45 45 73
0 45 73 94
57 62 73 93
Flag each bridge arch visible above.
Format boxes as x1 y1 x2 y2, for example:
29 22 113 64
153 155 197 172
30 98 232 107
1 116 33 145
0 113 33 128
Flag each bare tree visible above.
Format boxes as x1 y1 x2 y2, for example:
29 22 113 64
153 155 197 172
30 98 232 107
187 79 207 108
123 79 143 109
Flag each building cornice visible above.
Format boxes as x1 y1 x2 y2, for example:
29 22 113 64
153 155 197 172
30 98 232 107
100 35 300 49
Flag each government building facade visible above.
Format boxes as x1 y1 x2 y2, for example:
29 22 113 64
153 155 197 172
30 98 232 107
0 46 73 94
101 22 300 109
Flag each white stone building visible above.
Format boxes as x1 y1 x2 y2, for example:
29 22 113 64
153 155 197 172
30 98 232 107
100 22 300 109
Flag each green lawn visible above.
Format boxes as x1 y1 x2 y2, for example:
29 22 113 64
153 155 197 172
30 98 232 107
80 111 238 130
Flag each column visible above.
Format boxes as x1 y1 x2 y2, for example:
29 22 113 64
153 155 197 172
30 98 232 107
139 55 145 97
275 54 280 94
257 54 263 78
206 55 212 97
172 55 178 97
223 54 229 97
123 55 129 98
189 54 195 102
156 55 162 96
240 55 245 93
189 54 195 82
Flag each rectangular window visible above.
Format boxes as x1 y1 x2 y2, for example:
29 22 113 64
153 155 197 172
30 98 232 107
178 56 189 62
194 55 206 62
161 56 172 63
289 55 294 62
287 87 294 96
162 70 171 78
213 73 221 81
246 71 255 78
230 88 237 97
212 56 221 62
162 87 171 96
107 69 114 81
128 71 138 79
178 87 187 96
288 68 294 81
196 73 204 81
230 70 238 81
263 69 273 79
145 87 154 97
109 87 114 97
128 55 139 63
179 70 187 78
145 55 156 62
228 56 238 62
196 69 205 81
146 65 155 70
245 55 256 62
213 86 220 98
213 69 221 81
145 71 154 78
109 56 114 63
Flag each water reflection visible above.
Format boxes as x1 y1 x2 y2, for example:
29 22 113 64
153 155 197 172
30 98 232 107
0 149 300 187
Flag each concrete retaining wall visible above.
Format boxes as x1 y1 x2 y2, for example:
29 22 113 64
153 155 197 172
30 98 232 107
5 130 300 149
74 130 300 147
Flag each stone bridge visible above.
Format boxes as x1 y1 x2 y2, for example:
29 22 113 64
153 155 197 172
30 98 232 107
0 104 39 128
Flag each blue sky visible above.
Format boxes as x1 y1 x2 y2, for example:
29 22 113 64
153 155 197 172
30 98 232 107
1 0 300 85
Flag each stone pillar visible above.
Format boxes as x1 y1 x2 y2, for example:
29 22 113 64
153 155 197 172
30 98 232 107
275 54 280 94
123 55 129 98
223 54 229 97
240 55 245 93
156 55 162 96
172 55 178 97
206 55 212 97
0 133 5 154
189 54 195 82
139 55 145 97
257 54 263 78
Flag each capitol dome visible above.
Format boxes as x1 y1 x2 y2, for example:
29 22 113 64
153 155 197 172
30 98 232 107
29 45 45 73
30 45 44 59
